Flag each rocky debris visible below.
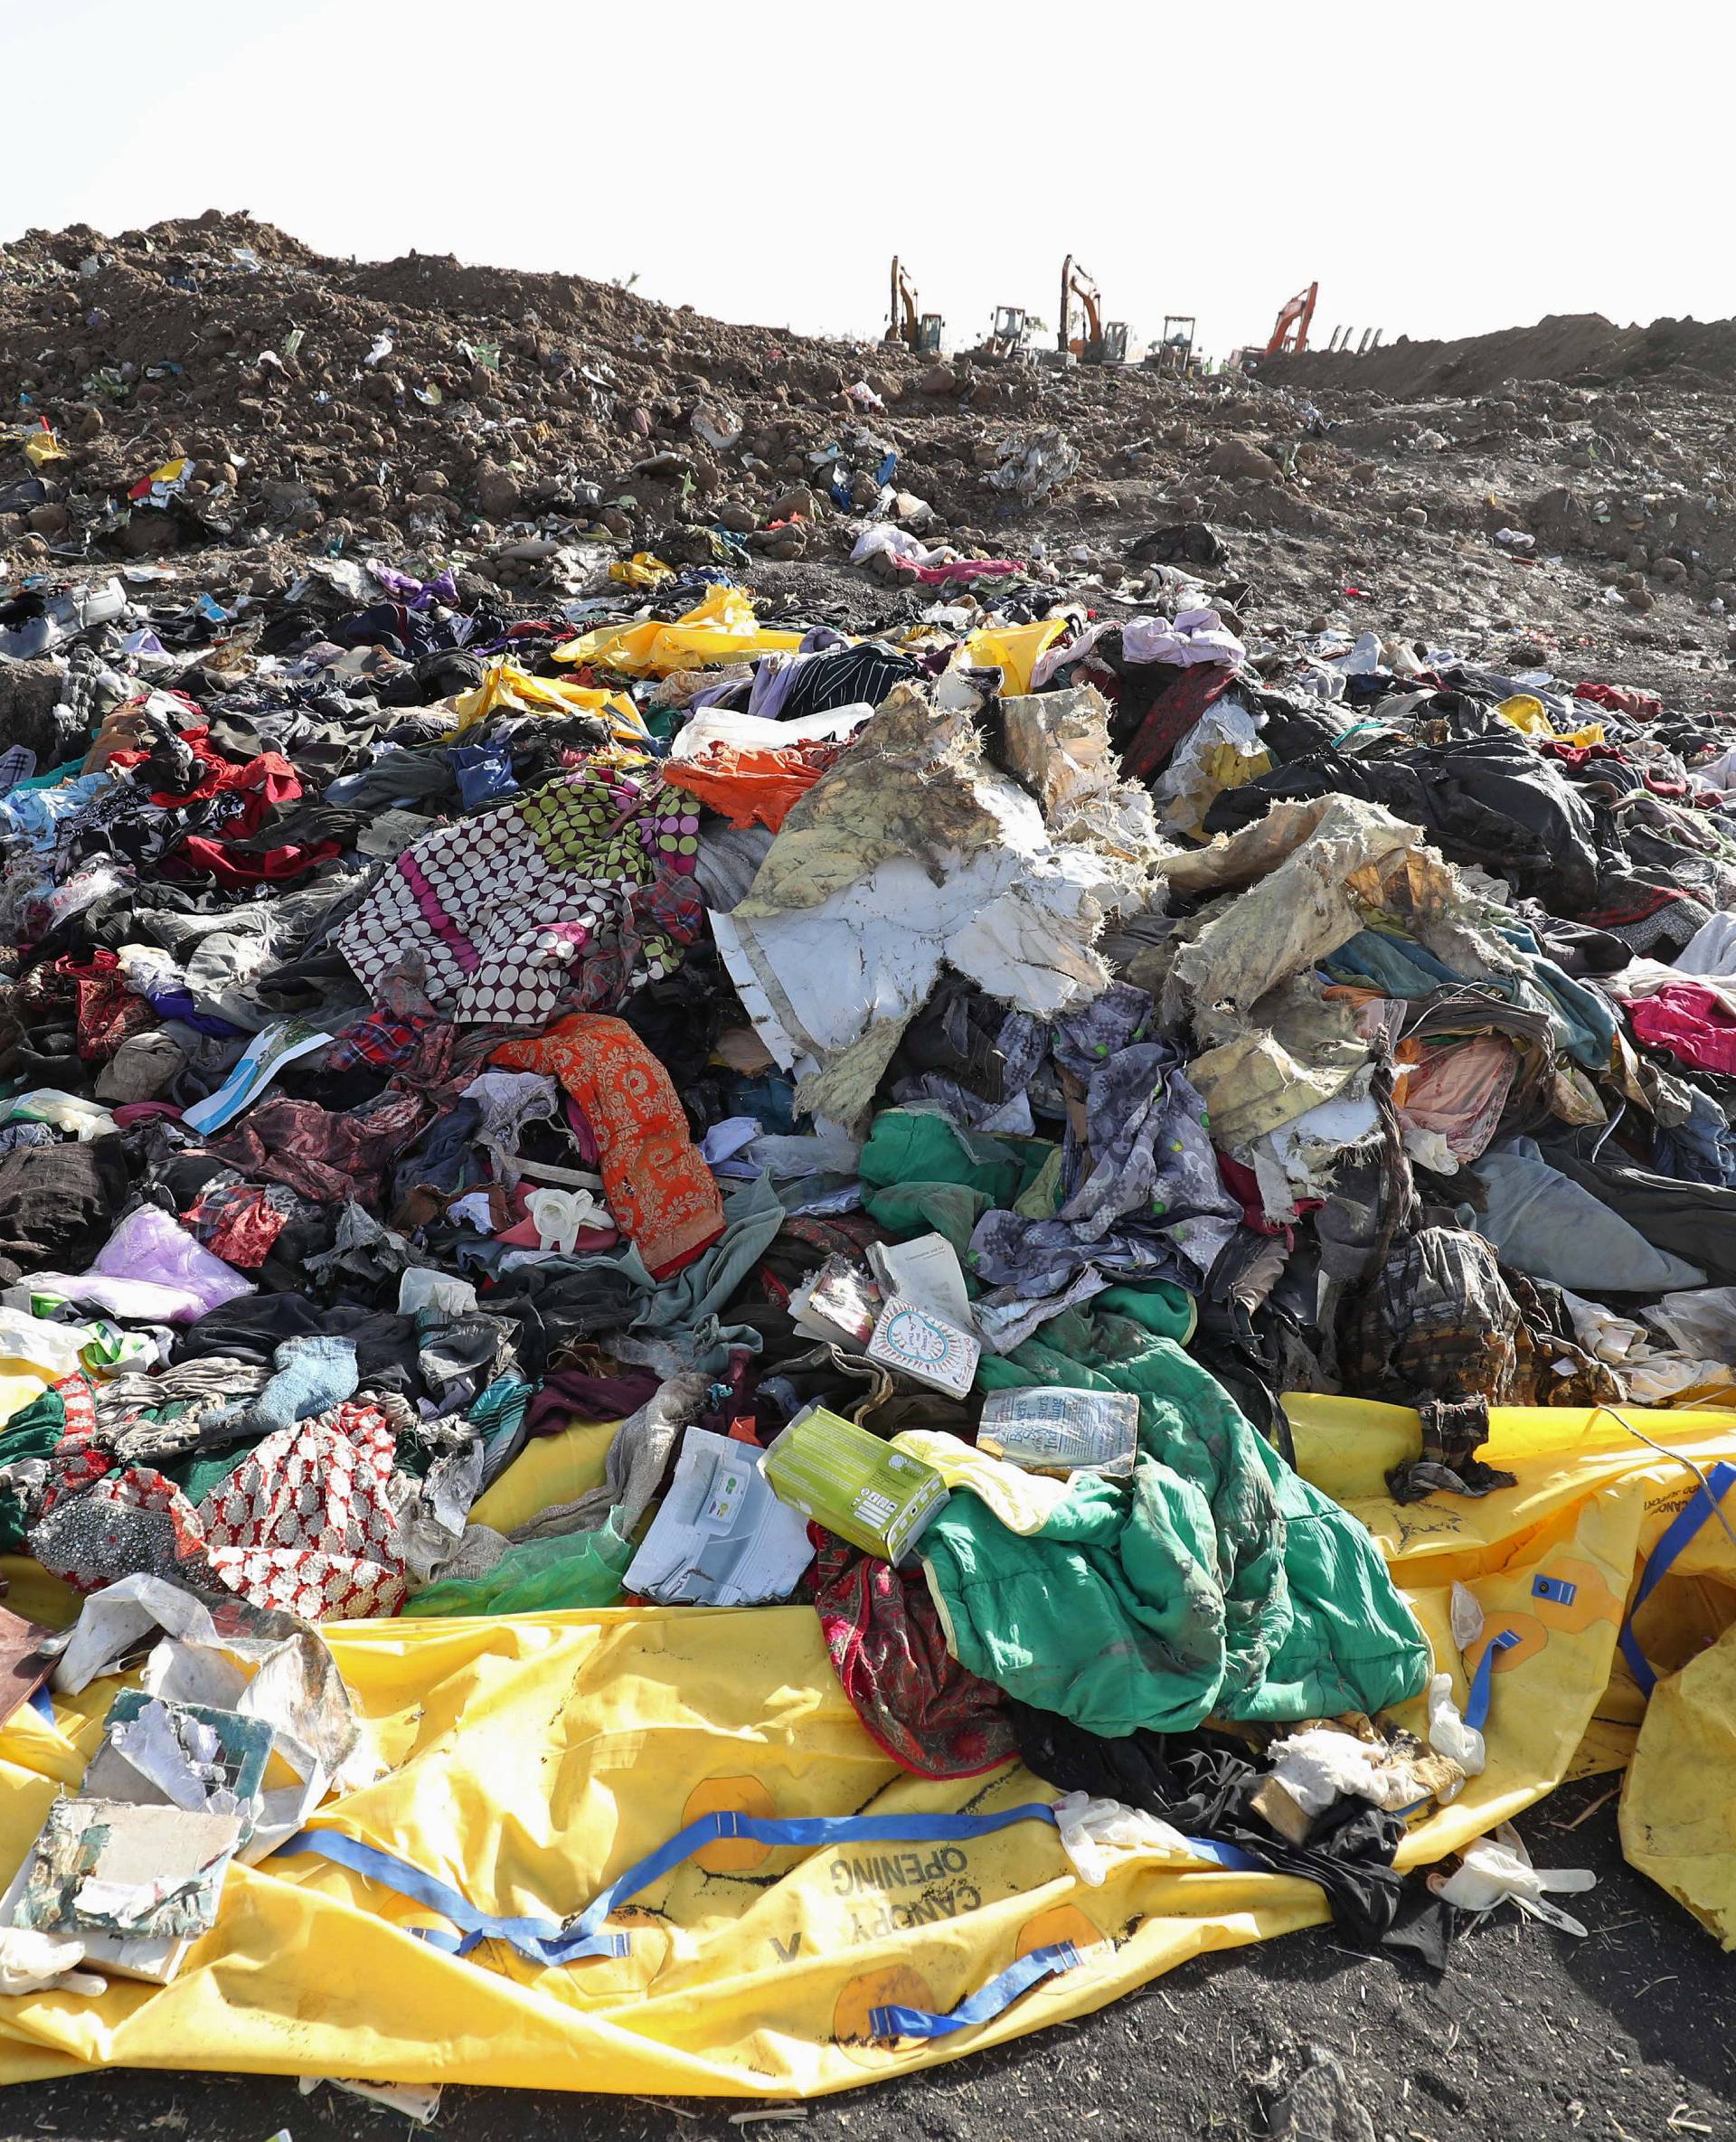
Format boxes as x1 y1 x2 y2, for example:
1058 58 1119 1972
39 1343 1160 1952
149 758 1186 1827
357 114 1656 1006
5 212 1736 707
1204 435 1284 484
1255 2046 1378 2142
1266 308 1736 398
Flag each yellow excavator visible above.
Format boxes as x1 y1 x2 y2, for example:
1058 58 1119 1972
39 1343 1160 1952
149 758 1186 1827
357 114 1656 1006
1059 256 1129 364
886 257 944 354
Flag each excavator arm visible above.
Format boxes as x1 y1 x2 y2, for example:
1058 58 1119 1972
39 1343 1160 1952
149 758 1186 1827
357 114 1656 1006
1263 281 1319 356
1059 254 1104 354
888 258 944 354
1057 257 1126 363
889 256 917 344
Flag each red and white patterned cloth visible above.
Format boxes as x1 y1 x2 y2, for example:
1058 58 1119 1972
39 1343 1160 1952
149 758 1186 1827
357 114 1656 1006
201 1401 407 1621
33 1400 407 1621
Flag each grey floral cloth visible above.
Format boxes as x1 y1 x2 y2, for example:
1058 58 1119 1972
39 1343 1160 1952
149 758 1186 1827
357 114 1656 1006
970 986 1241 1299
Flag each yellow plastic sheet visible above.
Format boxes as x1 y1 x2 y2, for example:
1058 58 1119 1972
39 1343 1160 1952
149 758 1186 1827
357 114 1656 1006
609 553 673 588
0 1555 77 1630
1622 1618 1736 1947
467 1418 617 1534
960 618 1067 696
2 1398 1731 2094
1495 694 1605 748
1288 1396 1736 1769
448 662 647 746
555 587 806 678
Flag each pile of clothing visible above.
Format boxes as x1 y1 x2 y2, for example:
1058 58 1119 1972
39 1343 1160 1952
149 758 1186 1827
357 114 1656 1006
3 539 1732 1973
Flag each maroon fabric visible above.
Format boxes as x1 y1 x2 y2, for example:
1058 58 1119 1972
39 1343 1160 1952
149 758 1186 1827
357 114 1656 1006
169 835 344 885
1537 740 1627 769
809 1532 1015 1779
524 1368 661 1437
1216 1151 1320 1242
182 1177 296 1269
1574 680 1662 722
211 1086 431 1205
55 951 156 1062
1120 662 1235 783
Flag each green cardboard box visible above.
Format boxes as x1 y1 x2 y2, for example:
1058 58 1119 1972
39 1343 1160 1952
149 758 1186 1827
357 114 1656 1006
763 1405 949 1565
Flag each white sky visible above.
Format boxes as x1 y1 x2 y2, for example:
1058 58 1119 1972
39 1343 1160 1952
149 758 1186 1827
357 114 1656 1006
5 0 1726 363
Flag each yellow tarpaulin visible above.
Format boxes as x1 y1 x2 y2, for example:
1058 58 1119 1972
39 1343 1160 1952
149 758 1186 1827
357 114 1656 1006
555 586 806 678
609 553 673 589
1623 1615 1736 1947
960 618 1067 697
1495 694 1605 749
2 1399 1732 2094
448 662 648 747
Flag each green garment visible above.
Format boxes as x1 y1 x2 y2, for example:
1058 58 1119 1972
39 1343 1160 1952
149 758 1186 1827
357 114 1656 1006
403 1511 633 1618
1095 1282 1196 1344
165 1443 260 1506
858 1109 1050 1209
0 1385 71 1551
863 1182 989 1260
923 1307 1428 1738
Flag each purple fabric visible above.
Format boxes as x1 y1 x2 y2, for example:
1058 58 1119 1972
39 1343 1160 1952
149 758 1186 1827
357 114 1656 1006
524 1367 661 1437
91 1205 255 1314
372 564 460 609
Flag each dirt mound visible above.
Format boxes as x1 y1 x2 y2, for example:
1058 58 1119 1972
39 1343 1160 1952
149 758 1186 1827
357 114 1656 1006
5 211 1736 711
0 210 1309 571
1267 311 1736 398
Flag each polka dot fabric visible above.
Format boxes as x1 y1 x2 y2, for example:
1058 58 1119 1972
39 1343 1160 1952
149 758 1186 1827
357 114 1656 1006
336 762 700 1031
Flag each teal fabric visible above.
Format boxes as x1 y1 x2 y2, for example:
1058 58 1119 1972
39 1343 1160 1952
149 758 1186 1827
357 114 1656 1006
0 1384 71 1550
863 1181 990 1260
1321 925 1615 1070
167 1440 260 1505
1496 923 1620 1067
858 1109 1049 1208
12 757 88 793
923 1307 1428 1737
1094 1281 1196 1344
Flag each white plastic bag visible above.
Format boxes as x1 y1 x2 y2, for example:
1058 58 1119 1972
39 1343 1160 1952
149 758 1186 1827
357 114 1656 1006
1426 1671 1486 1775
0 1926 107 1997
1429 1823 1595 1936
1052 1791 1193 1886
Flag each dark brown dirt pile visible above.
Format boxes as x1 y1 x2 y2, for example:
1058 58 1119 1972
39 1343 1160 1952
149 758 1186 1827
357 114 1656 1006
7 211 1736 708
1266 310 1736 398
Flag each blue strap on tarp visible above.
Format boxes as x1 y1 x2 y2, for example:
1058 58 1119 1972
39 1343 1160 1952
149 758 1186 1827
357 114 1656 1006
871 1939 1081 2040
26 1684 54 1723
1617 1458 1736 1697
275 1824 631 1963
1463 1628 1519 1733
278 1805 1072 1968
278 1799 1260 1990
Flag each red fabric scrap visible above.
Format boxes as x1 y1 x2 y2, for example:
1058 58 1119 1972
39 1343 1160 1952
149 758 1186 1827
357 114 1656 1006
1574 681 1662 722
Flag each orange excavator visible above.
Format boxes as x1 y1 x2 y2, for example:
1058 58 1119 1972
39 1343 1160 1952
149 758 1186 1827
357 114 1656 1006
1058 256 1129 364
1263 281 1319 356
887 257 944 355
